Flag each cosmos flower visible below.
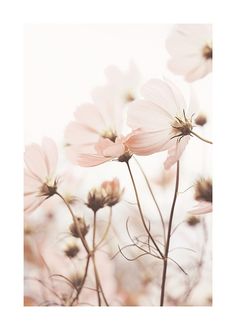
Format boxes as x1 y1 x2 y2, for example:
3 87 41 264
24 137 58 213
101 178 124 207
95 62 141 107
126 79 195 169
65 90 132 167
166 24 212 82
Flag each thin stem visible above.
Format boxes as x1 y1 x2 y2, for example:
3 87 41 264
95 207 112 249
92 211 97 250
160 161 180 306
71 256 91 305
126 161 164 259
191 131 213 144
56 192 109 306
133 156 166 246
55 192 90 254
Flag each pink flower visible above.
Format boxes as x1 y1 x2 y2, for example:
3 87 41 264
96 62 141 106
126 79 194 169
24 137 58 213
189 201 212 215
166 24 212 82
65 93 131 167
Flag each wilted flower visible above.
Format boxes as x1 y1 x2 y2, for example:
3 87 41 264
126 79 195 169
189 178 212 215
64 243 80 259
24 137 58 213
166 24 212 82
86 187 108 212
101 178 124 207
69 217 89 238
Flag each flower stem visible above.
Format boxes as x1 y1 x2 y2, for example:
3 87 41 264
95 207 112 249
160 161 180 306
126 161 164 259
191 131 213 144
56 192 109 306
133 156 166 246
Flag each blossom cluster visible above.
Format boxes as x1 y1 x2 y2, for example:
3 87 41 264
24 24 212 306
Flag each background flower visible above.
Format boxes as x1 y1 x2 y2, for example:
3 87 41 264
166 24 212 82
24 137 58 213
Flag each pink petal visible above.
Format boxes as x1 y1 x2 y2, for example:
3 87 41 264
24 194 45 214
41 137 58 176
164 136 190 170
102 139 125 157
74 103 107 133
127 100 171 131
141 79 186 117
24 143 48 180
24 169 41 190
126 129 171 156
188 201 212 215
185 60 212 82
65 121 99 147
77 154 112 167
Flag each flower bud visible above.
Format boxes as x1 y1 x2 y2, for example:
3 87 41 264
86 187 108 212
64 243 80 259
195 113 207 126
69 217 89 238
101 178 123 207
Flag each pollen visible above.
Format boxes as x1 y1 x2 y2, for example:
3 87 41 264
100 129 117 142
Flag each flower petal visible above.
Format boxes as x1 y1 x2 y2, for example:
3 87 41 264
24 143 48 180
141 79 186 117
164 136 190 169
41 137 58 176
126 129 172 156
188 201 212 215
127 99 171 131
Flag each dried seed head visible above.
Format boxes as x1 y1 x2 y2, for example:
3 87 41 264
64 243 80 259
187 215 201 227
86 187 108 212
101 178 124 207
194 178 212 203
124 91 135 103
195 113 207 127
69 217 89 238
39 178 58 198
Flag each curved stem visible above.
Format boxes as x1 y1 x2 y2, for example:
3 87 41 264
126 161 164 259
191 131 213 144
160 161 180 306
95 207 112 249
133 156 166 246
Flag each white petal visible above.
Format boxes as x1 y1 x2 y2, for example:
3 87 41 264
24 143 48 180
164 136 190 169
41 137 58 176
141 79 186 117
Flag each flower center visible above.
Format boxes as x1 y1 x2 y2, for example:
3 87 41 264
39 179 57 197
100 129 117 142
171 110 193 140
202 44 212 60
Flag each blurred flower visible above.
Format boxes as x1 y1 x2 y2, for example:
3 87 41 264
186 215 201 226
101 178 124 207
64 243 80 259
126 79 194 169
95 62 141 108
65 93 131 167
166 24 212 82
189 178 212 215
24 137 58 213
195 113 207 126
69 217 89 238
86 186 108 212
